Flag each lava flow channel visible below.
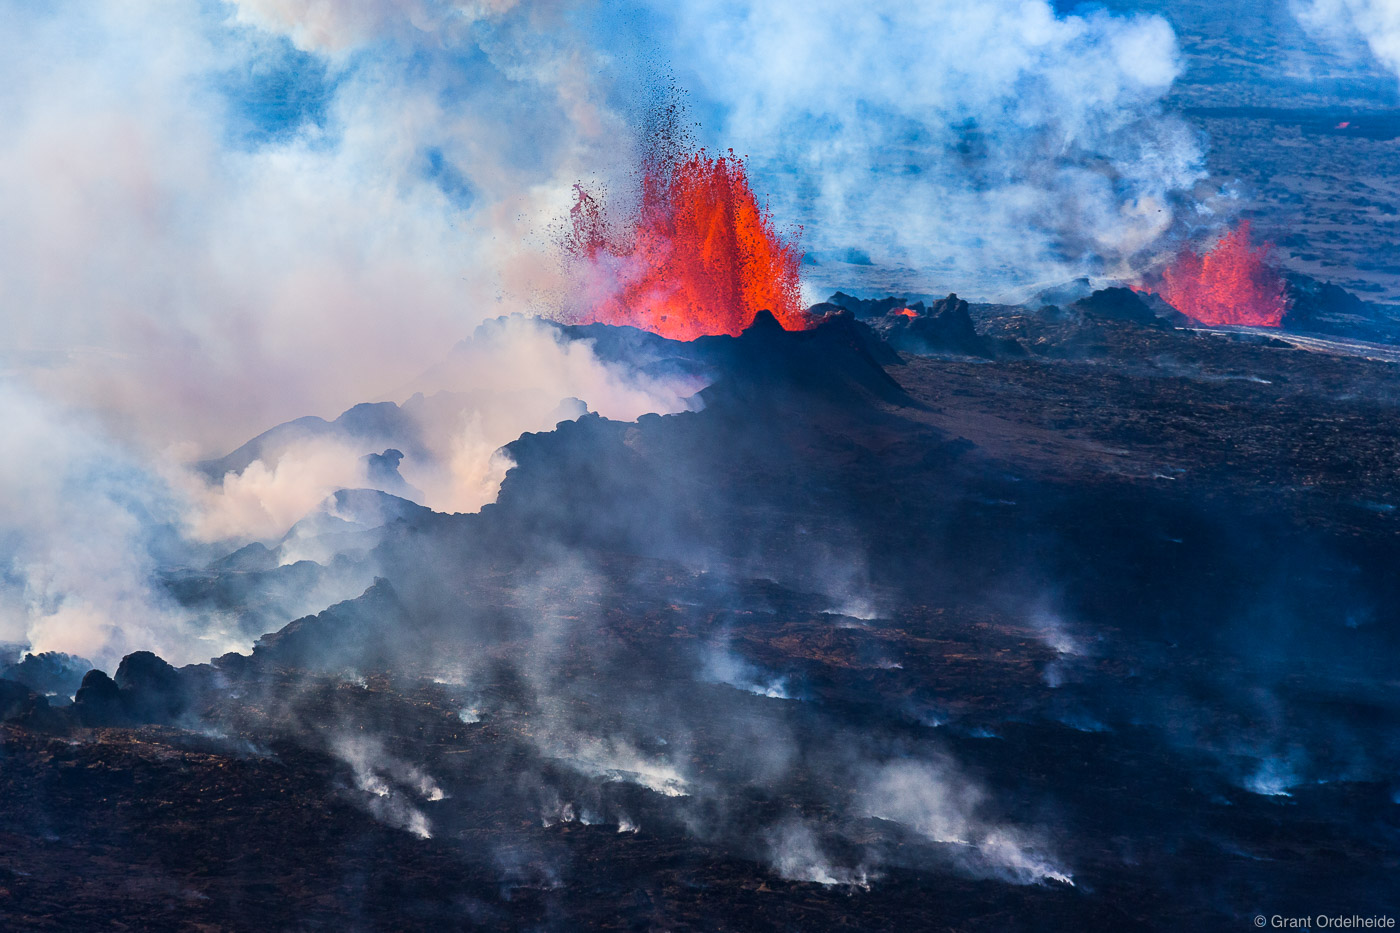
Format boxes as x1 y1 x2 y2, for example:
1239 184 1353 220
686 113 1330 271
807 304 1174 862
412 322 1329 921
566 149 811 340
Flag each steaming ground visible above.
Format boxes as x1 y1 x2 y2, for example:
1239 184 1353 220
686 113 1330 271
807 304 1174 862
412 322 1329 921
3 305 1399 930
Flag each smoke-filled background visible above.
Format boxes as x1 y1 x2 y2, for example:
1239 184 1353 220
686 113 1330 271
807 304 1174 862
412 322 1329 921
2 0 1400 667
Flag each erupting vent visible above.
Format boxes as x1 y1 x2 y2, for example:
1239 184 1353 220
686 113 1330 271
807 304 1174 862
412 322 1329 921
1160 222 1289 328
566 149 810 340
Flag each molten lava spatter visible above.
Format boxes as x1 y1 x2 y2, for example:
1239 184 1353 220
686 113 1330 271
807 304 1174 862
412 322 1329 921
1160 222 1289 327
566 149 810 340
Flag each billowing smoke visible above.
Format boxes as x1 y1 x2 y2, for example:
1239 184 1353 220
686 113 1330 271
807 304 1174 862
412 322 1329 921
182 314 703 540
1295 0 1400 78
0 381 220 670
0 0 631 455
653 0 1206 299
227 0 526 53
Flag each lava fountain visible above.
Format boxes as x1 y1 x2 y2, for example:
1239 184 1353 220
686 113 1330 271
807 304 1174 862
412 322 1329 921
564 149 811 340
1159 222 1289 327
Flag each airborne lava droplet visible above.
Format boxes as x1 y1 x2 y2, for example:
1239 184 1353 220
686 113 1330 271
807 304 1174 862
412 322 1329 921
1159 221 1289 327
565 148 811 340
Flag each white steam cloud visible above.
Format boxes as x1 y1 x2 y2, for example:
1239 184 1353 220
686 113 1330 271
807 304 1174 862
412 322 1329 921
0 0 628 454
658 0 1204 298
0 381 230 671
1295 0 1400 78
228 0 525 53
184 314 703 541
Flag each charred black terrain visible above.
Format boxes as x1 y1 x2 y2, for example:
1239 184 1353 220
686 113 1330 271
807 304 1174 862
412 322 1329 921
3 302 1399 931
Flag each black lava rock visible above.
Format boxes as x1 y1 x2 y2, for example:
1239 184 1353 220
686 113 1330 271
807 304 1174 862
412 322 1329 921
0 678 39 721
73 669 127 727
871 293 1025 359
115 651 192 722
1 651 92 699
1071 287 1170 328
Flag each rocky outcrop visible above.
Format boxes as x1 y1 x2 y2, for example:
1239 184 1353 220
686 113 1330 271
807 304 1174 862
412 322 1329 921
865 294 1025 359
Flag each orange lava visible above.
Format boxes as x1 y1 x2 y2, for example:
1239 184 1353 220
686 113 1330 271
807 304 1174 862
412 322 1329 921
566 149 810 340
1160 222 1289 327
896 308 919 318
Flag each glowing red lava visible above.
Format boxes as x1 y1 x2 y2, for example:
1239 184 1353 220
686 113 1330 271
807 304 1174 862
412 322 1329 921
1160 222 1289 327
565 149 810 340
895 308 919 319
